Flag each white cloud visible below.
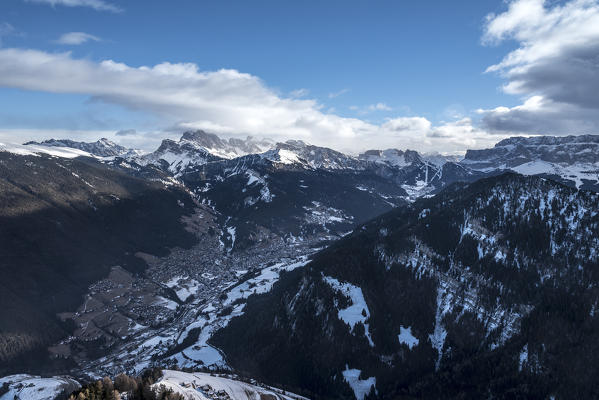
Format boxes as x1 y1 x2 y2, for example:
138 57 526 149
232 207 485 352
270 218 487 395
289 88 309 98
377 117 508 152
55 32 101 45
479 96 599 135
481 0 599 134
0 47 506 153
381 117 431 133
328 88 350 98
24 0 122 13
368 102 392 111
348 102 393 115
0 23 15 47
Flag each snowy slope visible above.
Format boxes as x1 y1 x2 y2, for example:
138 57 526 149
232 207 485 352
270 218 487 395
139 131 274 177
462 135 599 190
211 173 599 399
0 374 80 400
24 138 132 157
1 142 96 158
153 370 308 400
358 149 420 167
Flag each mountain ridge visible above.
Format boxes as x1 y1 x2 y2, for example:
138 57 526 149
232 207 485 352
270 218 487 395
211 172 599 399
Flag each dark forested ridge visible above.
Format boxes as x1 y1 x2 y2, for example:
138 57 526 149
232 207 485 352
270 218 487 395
0 153 197 374
212 173 599 399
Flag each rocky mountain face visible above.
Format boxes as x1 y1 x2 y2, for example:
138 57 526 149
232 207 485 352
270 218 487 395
151 133 490 252
464 135 599 166
178 130 274 159
358 148 422 167
180 153 407 251
24 138 133 157
462 134 599 191
137 130 273 177
211 173 599 399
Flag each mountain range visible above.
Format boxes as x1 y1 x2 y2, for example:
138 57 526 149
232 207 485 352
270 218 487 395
0 131 598 399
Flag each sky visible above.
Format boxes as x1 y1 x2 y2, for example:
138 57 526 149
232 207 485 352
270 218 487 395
0 0 597 154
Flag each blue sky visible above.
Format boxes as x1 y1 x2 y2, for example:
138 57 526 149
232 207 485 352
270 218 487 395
0 0 597 153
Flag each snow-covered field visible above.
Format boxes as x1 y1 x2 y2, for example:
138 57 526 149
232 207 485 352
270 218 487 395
341 367 376 400
153 370 308 400
0 374 80 400
0 142 96 158
322 275 374 347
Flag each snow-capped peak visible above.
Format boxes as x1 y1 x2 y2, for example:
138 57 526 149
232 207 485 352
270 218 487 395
24 137 132 157
265 140 362 170
179 130 274 159
261 148 302 165
461 134 599 189
358 148 422 167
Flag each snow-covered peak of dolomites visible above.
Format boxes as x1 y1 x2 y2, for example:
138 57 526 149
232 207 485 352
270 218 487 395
358 148 422 167
24 137 133 157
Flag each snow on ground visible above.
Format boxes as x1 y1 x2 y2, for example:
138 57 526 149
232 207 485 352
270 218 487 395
0 142 95 158
226 227 236 252
170 256 310 369
397 326 419 349
303 201 353 230
147 149 208 177
224 256 310 307
243 170 275 205
401 179 433 201
0 374 80 400
141 335 170 349
510 160 555 176
322 276 374 347
246 173 261 186
153 370 307 400
360 149 410 167
429 283 449 370
519 344 528 371
164 276 201 302
342 367 376 400
470 159 599 189
261 148 301 165
153 296 179 311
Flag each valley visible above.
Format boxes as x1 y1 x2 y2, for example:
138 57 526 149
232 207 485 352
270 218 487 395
1 131 599 399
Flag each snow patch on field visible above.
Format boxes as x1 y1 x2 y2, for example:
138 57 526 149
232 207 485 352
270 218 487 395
429 284 449 370
342 367 376 400
519 344 528 371
225 257 310 306
0 374 80 400
322 276 374 347
398 326 419 349
153 296 179 311
226 226 236 252
153 370 307 400
164 276 201 302
401 179 433 201
511 161 599 188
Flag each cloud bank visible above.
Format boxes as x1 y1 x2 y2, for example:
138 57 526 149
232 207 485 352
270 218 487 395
24 0 122 13
481 0 599 135
3 0 598 152
0 47 502 153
